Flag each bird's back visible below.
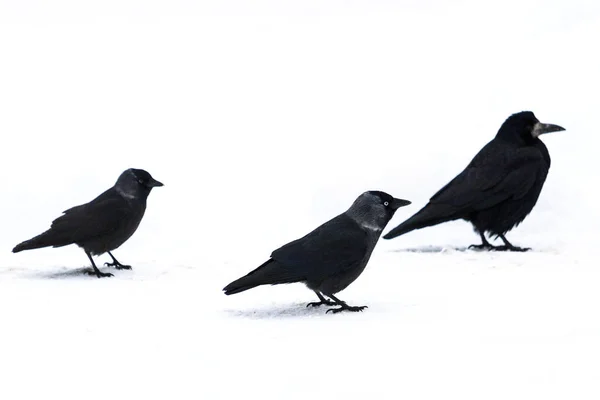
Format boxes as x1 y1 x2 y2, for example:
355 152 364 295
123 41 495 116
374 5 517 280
223 214 371 295
13 188 146 255
68 189 147 255
384 138 548 239
469 138 550 234
271 214 375 295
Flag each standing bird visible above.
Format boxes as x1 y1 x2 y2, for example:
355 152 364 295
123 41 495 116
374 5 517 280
12 168 163 277
223 191 411 313
383 111 564 251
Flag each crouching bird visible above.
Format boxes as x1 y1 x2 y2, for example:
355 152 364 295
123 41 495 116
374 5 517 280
384 111 565 251
12 168 163 278
223 191 411 313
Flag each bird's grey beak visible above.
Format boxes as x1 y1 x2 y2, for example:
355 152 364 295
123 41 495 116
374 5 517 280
532 122 565 138
148 179 164 187
391 198 411 210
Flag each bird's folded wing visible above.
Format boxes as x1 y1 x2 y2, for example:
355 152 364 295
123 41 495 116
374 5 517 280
50 195 130 243
271 215 369 278
430 148 546 212
61 188 116 214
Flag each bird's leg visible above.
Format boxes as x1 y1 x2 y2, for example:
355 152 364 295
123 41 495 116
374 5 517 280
494 235 531 252
306 291 337 308
104 251 132 270
325 294 368 314
469 232 497 251
86 252 113 278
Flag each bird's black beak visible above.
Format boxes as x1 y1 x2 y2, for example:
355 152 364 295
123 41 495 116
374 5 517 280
390 198 411 210
532 122 565 137
148 178 164 188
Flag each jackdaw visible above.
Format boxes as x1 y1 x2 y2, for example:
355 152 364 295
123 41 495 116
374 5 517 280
383 111 565 251
223 191 411 313
12 168 163 277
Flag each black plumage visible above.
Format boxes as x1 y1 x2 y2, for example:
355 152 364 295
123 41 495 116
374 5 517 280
383 111 565 251
223 191 411 313
12 168 163 277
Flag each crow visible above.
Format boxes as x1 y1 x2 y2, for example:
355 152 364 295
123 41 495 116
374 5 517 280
223 191 411 313
13 168 163 277
383 111 565 251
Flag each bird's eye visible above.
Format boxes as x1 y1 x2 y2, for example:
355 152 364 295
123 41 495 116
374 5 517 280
137 179 144 185
384 201 389 206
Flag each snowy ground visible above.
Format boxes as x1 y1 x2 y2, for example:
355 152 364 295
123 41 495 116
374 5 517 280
2 1 600 399
3 239 600 399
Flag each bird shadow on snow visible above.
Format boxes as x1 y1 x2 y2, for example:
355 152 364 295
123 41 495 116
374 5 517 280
224 303 346 319
390 245 470 253
28 266 115 280
389 245 555 254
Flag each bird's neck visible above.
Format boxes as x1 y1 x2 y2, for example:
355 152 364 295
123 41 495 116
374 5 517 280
116 186 136 200
115 185 149 203
346 208 385 233
496 129 540 147
357 220 384 233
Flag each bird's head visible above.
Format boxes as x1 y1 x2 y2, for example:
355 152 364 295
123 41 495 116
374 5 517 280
346 191 411 232
115 168 164 200
497 111 565 144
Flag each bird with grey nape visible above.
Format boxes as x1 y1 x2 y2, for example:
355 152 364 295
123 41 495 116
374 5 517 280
12 168 163 278
223 191 411 313
384 111 565 251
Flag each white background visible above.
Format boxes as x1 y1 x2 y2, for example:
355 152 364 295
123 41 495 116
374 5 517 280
1 1 599 399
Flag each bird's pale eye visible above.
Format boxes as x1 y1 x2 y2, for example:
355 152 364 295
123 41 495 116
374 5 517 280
384 201 389 206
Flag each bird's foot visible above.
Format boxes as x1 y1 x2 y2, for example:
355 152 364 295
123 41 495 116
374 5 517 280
306 300 337 308
104 261 132 270
86 270 114 278
468 243 497 251
326 305 368 314
492 245 531 252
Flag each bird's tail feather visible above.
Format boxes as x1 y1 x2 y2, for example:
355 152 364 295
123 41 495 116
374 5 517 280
383 204 461 239
12 231 70 253
223 259 303 295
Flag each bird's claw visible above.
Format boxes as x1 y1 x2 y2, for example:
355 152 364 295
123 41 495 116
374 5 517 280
326 305 368 314
104 262 132 270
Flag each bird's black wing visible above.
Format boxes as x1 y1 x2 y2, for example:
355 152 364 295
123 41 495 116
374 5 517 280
384 144 548 239
223 214 369 295
270 214 369 280
48 189 131 245
60 187 116 215
429 145 547 212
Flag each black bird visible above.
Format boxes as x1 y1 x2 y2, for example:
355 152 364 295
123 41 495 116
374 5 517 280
223 191 411 313
12 168 163 277
383 111 564 251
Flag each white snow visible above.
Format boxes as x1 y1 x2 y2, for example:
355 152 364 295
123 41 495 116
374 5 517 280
1 1 600 399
